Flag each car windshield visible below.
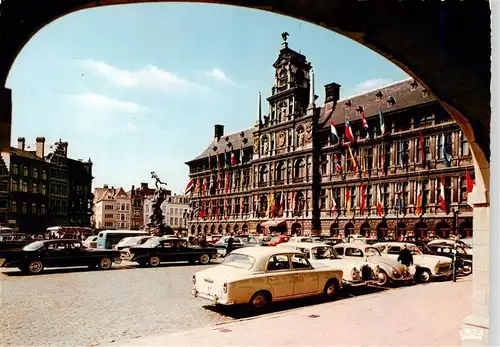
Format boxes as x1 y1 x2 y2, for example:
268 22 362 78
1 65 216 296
364 247 381 256
408 245 423 255
311 246 340 259
142 237 160 247
118 237 137 245
270 236 280 242
222 253 256 269
23 241 44 251
299 237 313 242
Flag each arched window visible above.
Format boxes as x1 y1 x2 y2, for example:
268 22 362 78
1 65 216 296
344 222 354 237
261 136 269 156
296 126 305 147
294 191 305 215
259 195 268 214
360 222 371 237
330 223 339 237
259 165 269 184
294 159 305 180
276 161 286 182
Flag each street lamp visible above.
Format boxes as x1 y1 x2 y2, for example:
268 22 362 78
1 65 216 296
452 207 459 282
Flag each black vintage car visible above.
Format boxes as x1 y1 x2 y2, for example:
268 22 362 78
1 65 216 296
125 237 217 267
0 239 122 275
0 233 34 251
427 242 473 275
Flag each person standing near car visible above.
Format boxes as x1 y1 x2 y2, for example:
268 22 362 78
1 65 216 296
226 233 235 256
397 245 414 267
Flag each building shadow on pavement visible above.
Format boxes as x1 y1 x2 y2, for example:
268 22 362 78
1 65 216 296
204 285 388 319
0 266 133 276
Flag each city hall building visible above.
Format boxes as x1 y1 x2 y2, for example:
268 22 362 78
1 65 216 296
185 39 474 240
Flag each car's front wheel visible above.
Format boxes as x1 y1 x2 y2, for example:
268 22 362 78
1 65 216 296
98 257 113 270
249 291 271 312
25 260 44 275
417 268 431 283
199 254 211 265
377 270 389 286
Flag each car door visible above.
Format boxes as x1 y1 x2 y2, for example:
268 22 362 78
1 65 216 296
174 240 191 261
158 241 176 262
385 246 401 260
265 254 295 299
290 254 318 295
43 241 71 267
65 242 86 266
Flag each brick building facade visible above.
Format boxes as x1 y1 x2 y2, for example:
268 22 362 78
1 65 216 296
185 40 473 239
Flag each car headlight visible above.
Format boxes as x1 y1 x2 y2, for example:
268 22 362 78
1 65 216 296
223 282 228 293
392 269 400 276
350 267 360 280
373 265 380 275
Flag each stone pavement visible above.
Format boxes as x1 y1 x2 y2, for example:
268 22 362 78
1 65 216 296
111 277 472 347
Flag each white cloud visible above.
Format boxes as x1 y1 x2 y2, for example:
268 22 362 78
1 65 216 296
62 93 146 114
351 78 394 95
204 68 237 86
76 59 209 92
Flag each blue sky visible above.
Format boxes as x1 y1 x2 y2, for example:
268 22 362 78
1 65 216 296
6 3 408 193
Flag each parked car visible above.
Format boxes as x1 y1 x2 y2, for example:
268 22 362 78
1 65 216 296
267 235 290 246
0 239 122 275
206 234 223 245
333 242 412 286
428 239 473 255
212 236 245 257
256 235 272 246
287 236 314 244
0 233 34 251
374 242 453 283
82 235 98 249
349 237 378 245
278 242 372 287
235 236 261 247
114 235 154 251
322 237 344 246
426 242 472 275
123 237 217 267
192 247 343 311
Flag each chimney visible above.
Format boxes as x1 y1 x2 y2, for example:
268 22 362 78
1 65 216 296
35 137 45 158
132 185 135 191
104 184 109 189
214 124 224 142
17 137 25 151
141 182 148 190
61 141 68 157
324 82 341 104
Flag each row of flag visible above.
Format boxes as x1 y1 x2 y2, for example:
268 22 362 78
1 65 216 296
184 170 246 196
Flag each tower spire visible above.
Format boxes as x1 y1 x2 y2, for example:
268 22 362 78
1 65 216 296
258 91 262 124
308 70 315 108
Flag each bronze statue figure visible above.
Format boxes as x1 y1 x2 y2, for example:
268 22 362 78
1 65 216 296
281 32 289 42
148 172 173 236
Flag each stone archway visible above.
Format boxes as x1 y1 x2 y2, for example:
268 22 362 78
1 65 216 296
256 223 263 234
376 221 388 240
218 224 223 234
190 225 195 235
291 222 302 236
396 222 407 240
210 224 215 234
242 223 248 234
360 222 371 237
329 223 339 237
435 221 451 239
204 224 209 234
225 224 231 235
233 224 239 235
344 222 354 238
459 220 473 239
197 224 202 234
414 222 428 240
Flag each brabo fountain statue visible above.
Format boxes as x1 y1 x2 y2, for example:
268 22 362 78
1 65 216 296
149 171 174 236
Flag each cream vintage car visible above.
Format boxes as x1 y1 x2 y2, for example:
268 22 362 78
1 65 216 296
192 247 343 311
277 242 374 287
374 242 453 283
333 242 413 286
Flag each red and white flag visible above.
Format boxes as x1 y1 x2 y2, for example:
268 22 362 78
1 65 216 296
345 120 355 143
331 191 337 215
184 178 194 195
360 183 366 215
415 182 422 216
465 168 475 193
376 185 384 217
231 152 238 166
240 197 244 216
439 177 447 212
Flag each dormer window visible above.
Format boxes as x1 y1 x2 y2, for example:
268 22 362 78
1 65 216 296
375 91 383 100
422 89 429 98
410 80 418 90
212 146 218 151
386 96 396 106
356 106 364 114
345 100 352 108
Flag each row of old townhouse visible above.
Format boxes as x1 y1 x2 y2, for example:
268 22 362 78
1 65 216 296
185 38 475 240
92 183 190 232
0 137 94 234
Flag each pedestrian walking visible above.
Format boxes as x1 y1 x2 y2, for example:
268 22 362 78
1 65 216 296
199 233 207 248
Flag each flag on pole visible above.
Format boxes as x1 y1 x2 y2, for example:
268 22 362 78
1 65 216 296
240 197 244 216
415 182 422 216
208 153 212 170
465 168 475 193
360 183 366 215
223 199 228 220
331 190 337 216
278 192 284 217
334 153 343 179
345 120 355 143
209 200 213 219
380 144 386 176
377 185 384 217
399 142 405 169
361 111 370 139
292 190 296 212
184 178 194 195
395 183 403 212
224 170 229 193
419 131 425 165
216 150 221 170
346 188 352 215
202 176 207 195
348 146 358 174
441 134 452 167
224 149 229 168
378 109 386 136
330 121 339 144
231 151 238 166
439 177 447 212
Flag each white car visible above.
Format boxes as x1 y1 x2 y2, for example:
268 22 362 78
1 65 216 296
192 247 343 311
333 243 413 286
287 236 314 243
349 237 378 245
278 242 373 287
428 239 473 255
82 235 98 249
374 242 453 283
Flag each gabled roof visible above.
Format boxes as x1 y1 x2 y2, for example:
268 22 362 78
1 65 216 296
186 127 255 164
319 79 437 128
10 147 46 161
114 187 130 199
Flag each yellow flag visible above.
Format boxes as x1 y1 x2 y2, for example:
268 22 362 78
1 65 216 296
348 146 358 174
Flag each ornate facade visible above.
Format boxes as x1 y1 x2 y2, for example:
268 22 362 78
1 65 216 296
186 39 474 240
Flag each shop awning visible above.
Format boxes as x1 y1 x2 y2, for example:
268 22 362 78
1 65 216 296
261 219 287 228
